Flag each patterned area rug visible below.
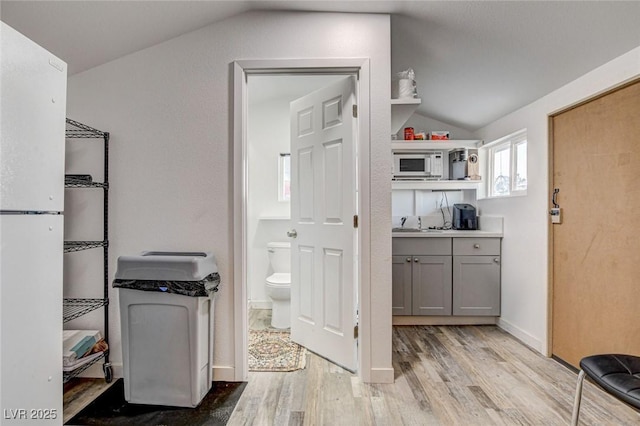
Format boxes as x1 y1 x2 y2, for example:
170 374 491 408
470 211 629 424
248 329 307 372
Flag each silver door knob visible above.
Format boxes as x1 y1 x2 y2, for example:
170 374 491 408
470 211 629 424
414 258 419 262
474 244 480 249
287 229 298 238
493 258 500 263
406 257 411 262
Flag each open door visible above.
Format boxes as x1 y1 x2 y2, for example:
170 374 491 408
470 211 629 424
289 76 357 371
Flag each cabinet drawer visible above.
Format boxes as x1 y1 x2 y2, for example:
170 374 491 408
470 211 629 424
453 238 500 256
392 238 452 256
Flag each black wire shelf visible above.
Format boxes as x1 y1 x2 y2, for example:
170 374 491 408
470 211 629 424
63 351 108 383
64 240 108 253
63 298 109 323
65 118 108 139
63 118 111 383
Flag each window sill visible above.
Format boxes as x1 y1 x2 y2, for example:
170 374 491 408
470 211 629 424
478 190 527 201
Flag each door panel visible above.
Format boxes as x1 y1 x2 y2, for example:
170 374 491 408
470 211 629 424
298 245 315 323
392 256 412 315
323 248 344 334
452 255 500 316
412 256 452 316
298 148 314 223
323 140 344 223
551 80 640 368
290 76 357 371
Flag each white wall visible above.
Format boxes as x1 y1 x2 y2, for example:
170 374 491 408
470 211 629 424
65 11 392 381
476 45 640 354
401 112 478 140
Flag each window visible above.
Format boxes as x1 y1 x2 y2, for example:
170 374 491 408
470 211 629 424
485 129 527 197
278 153 291 201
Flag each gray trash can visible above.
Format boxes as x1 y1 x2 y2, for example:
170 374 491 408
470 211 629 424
114 251 220 408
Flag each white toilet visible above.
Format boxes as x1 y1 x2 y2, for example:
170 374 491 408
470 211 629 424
266 242 291 329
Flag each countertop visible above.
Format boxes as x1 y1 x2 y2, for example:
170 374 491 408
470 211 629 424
392 229 503 238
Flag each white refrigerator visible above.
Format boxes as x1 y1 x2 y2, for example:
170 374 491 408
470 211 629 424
1 22 67 423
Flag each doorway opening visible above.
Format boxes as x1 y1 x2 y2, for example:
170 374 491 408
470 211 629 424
246 74 348 372
233 59 371 381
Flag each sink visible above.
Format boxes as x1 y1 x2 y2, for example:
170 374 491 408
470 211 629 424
392 228 443 233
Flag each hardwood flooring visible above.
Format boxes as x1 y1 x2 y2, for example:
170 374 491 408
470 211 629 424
64 312 640 425
228 323 640 425
63 378 115 423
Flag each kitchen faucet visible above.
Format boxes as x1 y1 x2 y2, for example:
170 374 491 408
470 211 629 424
418 216 422 229
400 216 407 228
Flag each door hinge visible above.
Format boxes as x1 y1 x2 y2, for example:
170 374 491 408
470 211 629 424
354 324 359 339
353 214 358 228
352 104 358 118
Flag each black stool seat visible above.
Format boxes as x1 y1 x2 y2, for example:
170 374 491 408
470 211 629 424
580 354 640 409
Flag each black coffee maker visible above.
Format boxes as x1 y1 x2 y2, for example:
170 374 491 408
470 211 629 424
452 203 478 230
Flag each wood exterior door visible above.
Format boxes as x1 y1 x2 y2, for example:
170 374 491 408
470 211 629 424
551 80 640 368
289 76 358 372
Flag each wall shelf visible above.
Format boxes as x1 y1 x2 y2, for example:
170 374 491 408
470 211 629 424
392 180 481 191
391 140 481 151
391 98 421 135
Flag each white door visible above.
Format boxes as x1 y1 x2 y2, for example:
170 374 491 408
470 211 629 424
289 76 357 371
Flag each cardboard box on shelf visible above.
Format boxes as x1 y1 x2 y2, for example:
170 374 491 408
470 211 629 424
430 131 450 140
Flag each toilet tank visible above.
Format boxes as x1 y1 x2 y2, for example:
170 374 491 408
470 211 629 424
267 242 290 273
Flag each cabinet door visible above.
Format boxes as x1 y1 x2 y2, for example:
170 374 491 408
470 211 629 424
392 256 413 315
412 256 452 316
453 255 501 316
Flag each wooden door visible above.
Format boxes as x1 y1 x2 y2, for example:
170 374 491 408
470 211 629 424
289 76 358 372
551 80 640 368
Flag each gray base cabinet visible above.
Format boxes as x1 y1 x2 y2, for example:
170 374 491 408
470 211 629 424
392 256 412 315
413 256 453 315
452 238 501 316
392 255 452 315
392 238 453 316
453 256 501 315
392 237 501 317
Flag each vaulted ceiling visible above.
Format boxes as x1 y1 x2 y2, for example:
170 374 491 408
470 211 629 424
2 1 640 130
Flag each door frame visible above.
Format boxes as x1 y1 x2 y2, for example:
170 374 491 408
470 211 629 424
232 58 371 381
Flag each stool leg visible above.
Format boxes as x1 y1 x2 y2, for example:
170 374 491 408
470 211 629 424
571 370 586 426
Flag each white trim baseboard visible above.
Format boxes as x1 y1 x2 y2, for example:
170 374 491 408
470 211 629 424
74 361 123 380
213 366 237 382
369 368 394 384
393 316 498 326
497 317 544 354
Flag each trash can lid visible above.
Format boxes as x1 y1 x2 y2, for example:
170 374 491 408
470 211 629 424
115 251 218 281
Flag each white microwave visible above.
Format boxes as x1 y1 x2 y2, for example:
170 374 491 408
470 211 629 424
393 151 444 179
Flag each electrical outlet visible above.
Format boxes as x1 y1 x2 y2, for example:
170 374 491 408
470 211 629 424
550 207 562 224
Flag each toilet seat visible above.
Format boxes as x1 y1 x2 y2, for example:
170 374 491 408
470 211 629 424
266 272 290 286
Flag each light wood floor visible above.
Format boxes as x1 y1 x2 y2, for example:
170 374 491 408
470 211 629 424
63 377 115 423
228 322 640 425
